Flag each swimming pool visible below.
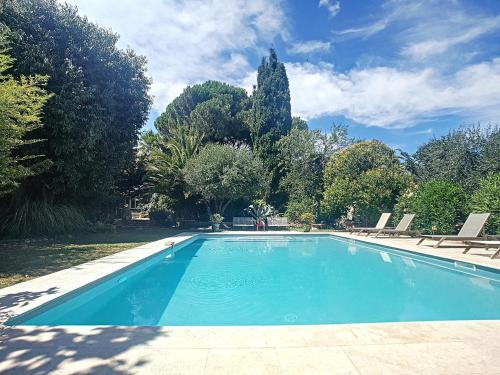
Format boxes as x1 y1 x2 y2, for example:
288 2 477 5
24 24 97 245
9 234 500 326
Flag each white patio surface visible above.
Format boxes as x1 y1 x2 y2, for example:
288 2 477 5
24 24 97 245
1 231 499 374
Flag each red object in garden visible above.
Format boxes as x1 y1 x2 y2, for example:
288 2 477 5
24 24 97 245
256 219 265 231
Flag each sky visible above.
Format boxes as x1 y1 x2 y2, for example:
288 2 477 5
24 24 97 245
62 0 500 152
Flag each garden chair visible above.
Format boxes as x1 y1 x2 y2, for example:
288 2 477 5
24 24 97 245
232 217 255 229
417 213 490 248
350 213 391 236
374 214 416 237
267 216 289 229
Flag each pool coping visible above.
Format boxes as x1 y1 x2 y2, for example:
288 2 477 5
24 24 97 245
1 230 499 327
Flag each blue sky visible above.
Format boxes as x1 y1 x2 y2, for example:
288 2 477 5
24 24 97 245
64 0 500 151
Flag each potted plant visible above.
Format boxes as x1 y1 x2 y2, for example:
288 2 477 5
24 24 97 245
299 212 315 232
244 200 275 231
210 213 224 232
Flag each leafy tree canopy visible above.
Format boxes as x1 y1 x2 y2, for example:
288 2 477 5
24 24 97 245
183 144 269 215
404 126 499 192
0 28 52 195
321 140 412 225
1 0 152 204
155 80 251 145
277 124 353 205
291 117 308 131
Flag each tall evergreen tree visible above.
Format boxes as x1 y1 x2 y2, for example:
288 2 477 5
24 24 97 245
246 49 292 207
247 49 292 152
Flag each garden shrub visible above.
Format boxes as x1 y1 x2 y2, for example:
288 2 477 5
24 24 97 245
394 180 468 234
147 193 176 226
286 197 316 223
299 212 315 232
0 200 86 237
471 173 500 234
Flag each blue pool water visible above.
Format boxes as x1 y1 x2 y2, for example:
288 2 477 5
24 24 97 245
11 235 500 326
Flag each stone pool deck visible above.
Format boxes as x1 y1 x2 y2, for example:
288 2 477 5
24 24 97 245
1 231 499 374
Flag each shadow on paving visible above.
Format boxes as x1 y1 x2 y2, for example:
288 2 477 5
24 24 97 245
0 287 59 323
0 325 164 374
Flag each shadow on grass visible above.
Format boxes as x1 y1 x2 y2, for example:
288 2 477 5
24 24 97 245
0 325 165 374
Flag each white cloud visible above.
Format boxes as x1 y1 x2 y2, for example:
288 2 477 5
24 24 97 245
333 1 423 39
288 40 331 54
319 0 341 18
63 0 285 113
285 59 500 128
403 15 500 60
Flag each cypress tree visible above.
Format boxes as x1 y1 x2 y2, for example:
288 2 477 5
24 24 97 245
248 49 292 150
247 49 292 207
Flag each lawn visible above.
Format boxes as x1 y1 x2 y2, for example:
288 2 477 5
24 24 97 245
0 227 181 289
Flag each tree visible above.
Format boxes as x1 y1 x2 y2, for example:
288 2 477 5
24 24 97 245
141 126 203 194
183 144 269 215
291 117 308 131
321 140 412 225
155 80 251 145
246 49 292 150
277 124 353 219
1 0 152 205
471 173 500 234
139 127 205 220
245 49 292 206
404 126 499 192
276 128 322 202
0 28 52 195
394 180 468 235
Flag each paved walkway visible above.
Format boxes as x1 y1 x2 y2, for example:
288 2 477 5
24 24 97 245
332 231 500 270
1 231 499 374
2 321 500 374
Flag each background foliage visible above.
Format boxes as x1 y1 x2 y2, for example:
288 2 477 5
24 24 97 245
394 180 468 234
321 140 412 226
0 28 52 195
1 0 151 205
183 144 269 215
471 173 500 234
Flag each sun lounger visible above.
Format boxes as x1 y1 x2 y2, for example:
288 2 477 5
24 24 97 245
232 217 255 229
417 213 490 248
374 214 416 237
350 213 392 236
463 240 500 259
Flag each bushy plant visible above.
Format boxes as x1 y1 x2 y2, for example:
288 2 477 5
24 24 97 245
394 180 468 234
245 200 275 223
299 212 315 232
471 173 500 234
286 197 317 223
147 193 175 226
321 140 412 225
0 200 86 237
209 213 224 224
183 144 269 215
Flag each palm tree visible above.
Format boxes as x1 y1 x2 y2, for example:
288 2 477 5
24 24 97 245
141 125 204 188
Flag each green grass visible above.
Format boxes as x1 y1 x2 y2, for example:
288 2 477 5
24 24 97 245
0 227 182 289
